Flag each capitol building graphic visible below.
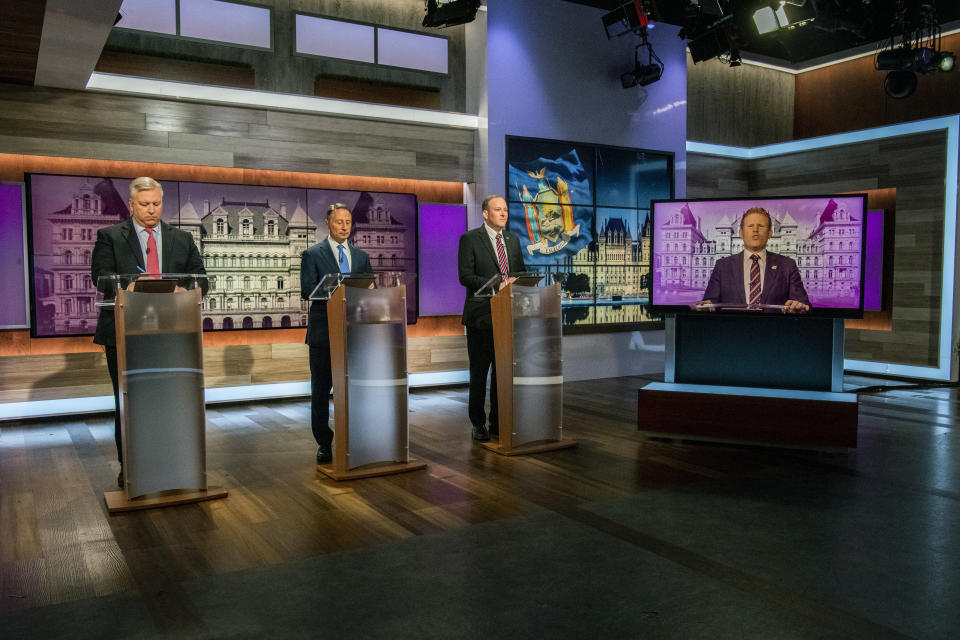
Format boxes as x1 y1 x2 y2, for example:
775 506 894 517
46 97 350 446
556 214 656 325
187 196 315 330
34 177 410 336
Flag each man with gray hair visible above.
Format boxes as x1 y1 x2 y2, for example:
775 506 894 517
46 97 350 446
91 177 206 488
300 202 372 464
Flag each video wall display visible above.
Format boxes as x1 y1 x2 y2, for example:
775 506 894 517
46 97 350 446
26 173 418 337
505 136 674 327
650 195 868 318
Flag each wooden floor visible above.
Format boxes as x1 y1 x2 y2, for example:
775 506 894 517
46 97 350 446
1 376 959 638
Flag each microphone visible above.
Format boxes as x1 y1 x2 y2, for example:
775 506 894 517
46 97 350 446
146 247 150 254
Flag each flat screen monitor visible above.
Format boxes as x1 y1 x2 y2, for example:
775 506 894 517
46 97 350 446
650 195 867 318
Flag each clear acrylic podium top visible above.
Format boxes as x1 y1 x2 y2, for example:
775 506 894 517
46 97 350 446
473 271 561 298
308 271 413 301
96 273 208 308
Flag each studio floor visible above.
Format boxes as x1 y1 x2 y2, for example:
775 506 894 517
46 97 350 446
1 375 958 639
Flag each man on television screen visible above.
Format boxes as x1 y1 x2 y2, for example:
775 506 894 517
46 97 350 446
697 207 810 313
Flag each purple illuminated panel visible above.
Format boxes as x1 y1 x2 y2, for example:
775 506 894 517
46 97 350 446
378 29 448 74
117 0 177 35
295 14 375 63
863 210 884 311
652 196 866 312
180 0 271 49
418 203 466 316
0 184 28 328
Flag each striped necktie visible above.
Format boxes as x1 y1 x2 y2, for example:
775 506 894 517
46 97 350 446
749 253 761 304
495 233 508 277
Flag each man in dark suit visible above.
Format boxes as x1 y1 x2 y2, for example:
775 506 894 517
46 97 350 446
457 194 526 442
698 207 810 313
91 176 206 487
300 203 373 464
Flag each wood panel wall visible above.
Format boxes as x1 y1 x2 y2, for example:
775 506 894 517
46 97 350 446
794 33 960 140
96 51 257 89
687 128 950 368
686 53 795 147
0 83 475 182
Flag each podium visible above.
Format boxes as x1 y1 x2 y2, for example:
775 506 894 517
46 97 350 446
482 273 576 456
311 273 426 480
638 312 858 449
98 273 227 512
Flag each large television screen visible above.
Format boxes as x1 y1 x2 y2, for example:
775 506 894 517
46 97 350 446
650 195 867 318
26 173 419 337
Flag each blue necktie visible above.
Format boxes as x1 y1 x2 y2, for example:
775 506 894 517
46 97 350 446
338 244 349 273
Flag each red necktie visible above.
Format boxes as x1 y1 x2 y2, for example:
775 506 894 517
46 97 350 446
495 233 508 277
146 227 160 274
749 253 761 304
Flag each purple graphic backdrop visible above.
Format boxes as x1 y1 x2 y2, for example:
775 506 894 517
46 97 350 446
418 203 466 316
864 210 884 311
652 196 866 310
0 184 28 328
27 174 423 336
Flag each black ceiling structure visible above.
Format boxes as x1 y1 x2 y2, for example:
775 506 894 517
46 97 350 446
564 0 960 67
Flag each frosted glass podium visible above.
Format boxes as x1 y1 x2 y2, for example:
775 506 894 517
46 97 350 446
310 272 426 480
479 272 576 456
98 273 227 512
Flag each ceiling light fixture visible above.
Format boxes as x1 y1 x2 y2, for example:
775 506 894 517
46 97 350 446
874 0 955 99
752 0 816 36
422 0 481 28
621 26 664 88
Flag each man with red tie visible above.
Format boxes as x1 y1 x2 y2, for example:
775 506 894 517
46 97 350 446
91 177 206 487
457 195 526 442
698 207 810 313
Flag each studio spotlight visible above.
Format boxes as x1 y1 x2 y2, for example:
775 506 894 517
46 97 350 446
884 70 918 99
621 63 663 88
422 0 481 28
621 27 663 89
874 0 954 98
686 14 737 64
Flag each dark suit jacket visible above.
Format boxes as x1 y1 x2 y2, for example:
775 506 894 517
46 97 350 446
702 251 810 306
91 218 206 346
300 240 373 347
457 225 526 329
